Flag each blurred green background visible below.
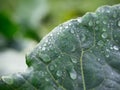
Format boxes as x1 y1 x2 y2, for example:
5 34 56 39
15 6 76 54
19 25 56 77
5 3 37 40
0 0 120 75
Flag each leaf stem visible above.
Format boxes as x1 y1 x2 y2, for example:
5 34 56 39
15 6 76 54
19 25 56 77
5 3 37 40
80 50 86 90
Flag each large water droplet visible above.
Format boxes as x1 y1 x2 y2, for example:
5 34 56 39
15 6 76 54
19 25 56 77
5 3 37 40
113 13 117 18
97 58 100 61
101 32 108 38
49 65 55 71
69 69 77 80
2 76 13 85
106 54 110 58
118 21 120 27
56 70 62 77
113 45 119 50
40 54 51 63
71 58 77 64
77 18 82 23
42 47 46 51
81 34 86 42
97 40 104 46
70 29 75 34
88 21 93 26
103 21 107 24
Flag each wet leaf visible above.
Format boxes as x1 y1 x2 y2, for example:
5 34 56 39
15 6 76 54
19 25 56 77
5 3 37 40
0 4 120 90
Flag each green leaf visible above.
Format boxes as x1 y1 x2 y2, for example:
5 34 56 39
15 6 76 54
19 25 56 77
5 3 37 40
0 4 120 90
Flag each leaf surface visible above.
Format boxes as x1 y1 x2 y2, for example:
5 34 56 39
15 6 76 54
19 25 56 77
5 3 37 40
0 4 120 90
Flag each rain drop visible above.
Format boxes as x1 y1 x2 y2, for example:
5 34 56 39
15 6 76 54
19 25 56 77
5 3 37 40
101 32 108 38
118 21 120 27
49 65 55 71
77 18 82 23
113 13 117 18
113 45 119 50
56 70 62 77
2 76 13 85
106 54 109 58
102 28 106 31
70 69 77 80
88 21 93 26
71 58 77 64
65 25 68 29
70 29 75 34
42 47 46 51
97 40 104 46
97 58 100 61
103 21 107 24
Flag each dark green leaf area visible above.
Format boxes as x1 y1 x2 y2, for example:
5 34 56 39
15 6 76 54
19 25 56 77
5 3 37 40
1 4 120 90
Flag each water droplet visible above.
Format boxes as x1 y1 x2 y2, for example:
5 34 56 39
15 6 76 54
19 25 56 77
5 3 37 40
101 32 108 38
81 34 86 42
113 45 119 50
118 21 120 27
77 18 82 23
106 54 109 58
42 47 46 51
102 28 106 31
96 21 99 24
45 78 49 81
106 10 110 13
113 13 117 18
56 70 62 77
71 45 76 52
39 71 45 77
40 54 51 63
71 58 77 63
88 21 93 26
70 29 75 34
59 27 62 30
97 40 104 46
69 69 77 80
97 58 100 61
49 65 55 71
103 21 107 24
2 76 13 85
65 25 68 29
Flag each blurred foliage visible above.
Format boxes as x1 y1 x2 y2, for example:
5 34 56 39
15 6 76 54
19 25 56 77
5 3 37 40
0 0 120 50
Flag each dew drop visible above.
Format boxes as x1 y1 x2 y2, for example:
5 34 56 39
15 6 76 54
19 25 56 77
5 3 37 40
71 45 76 52
45 78 49 81
56 70 62 77
40 54 51 63
101 32 108 38
88 21 93 26
42 47 46 51
59 26 62 30
113 13 117 18
71 58 77 64
77 18 82 23
70 29 75 34
97 58 100 61
106 54 109 58
81 34 86 42
102 28 106 31
118 21 120 27
49 65 55 71
97 40 104 46
113 45 119 50
39 71 45 77
103 21 107 24
65 25 68 29
2 76 13 85
96 20 99 24
69 69 77 80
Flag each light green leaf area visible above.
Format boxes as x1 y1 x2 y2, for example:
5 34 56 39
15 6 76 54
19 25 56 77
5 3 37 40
0 4 120 90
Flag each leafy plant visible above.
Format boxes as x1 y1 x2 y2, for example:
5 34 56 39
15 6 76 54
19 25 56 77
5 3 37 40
0 4 120 90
